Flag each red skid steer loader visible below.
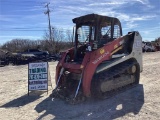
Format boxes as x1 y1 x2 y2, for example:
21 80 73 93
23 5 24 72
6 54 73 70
50 14 143 104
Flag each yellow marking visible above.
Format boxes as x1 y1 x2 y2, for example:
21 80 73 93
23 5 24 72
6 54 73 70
100 48 105 54
114 44 118 49
111 46 123 55
80 65 84 68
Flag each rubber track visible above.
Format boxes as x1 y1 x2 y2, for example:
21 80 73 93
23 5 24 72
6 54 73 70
91 59 140 99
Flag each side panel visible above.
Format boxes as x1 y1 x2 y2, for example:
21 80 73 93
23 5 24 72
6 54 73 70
132 32 143 72
95 31 143 74
82 37 124 97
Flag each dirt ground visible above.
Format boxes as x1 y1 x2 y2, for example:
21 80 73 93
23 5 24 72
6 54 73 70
0 52 160 120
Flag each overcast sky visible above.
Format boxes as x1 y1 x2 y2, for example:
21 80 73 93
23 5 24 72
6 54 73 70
0 0 160 44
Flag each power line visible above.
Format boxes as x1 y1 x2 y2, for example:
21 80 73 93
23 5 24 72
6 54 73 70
0 27 48 29
0 1 45 9
0 27 73 31
0 30 46 31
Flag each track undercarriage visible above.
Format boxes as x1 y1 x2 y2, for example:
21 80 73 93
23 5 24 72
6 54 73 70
91 59 140 99
50 59 140 104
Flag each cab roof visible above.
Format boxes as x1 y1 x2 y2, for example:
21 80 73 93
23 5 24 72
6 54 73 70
72 13 121 26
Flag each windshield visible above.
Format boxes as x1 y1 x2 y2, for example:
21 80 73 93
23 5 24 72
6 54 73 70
77 25 95 44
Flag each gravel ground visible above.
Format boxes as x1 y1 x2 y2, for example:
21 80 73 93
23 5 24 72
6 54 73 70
0 52 160 120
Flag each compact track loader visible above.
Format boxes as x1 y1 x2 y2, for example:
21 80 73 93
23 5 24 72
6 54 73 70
50 14 143 104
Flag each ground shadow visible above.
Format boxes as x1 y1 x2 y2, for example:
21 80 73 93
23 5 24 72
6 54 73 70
35 84 144 120
0 91 45 108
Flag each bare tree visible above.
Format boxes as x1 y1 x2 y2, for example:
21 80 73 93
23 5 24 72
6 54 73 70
1 39 42 52
66 29 74 46
1 27 75 54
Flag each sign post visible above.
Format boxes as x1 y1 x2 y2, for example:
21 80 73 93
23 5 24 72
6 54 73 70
28 62 49 95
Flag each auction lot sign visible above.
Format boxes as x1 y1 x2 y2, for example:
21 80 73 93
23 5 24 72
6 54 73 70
28 62 48 94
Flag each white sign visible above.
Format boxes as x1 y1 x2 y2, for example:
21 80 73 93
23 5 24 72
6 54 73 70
28 62 48 91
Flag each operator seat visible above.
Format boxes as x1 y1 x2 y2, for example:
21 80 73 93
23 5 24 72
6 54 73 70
98 34 112 48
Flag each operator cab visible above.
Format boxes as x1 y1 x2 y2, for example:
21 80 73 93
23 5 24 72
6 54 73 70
72 14 122 63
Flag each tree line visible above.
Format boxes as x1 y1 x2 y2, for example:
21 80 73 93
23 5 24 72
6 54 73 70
0 27 73 54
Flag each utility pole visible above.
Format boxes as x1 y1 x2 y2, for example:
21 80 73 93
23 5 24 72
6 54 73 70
44 3 52 41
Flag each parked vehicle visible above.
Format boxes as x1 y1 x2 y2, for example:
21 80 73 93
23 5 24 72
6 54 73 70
21 49 49 57
0 49 9 67
142 42 156 52
155 43 160 51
